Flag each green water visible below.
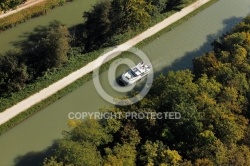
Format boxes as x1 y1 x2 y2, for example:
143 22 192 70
0 0 97 53
0 0 250 165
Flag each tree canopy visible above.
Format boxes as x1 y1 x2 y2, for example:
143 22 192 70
82 0 193 51
0 0 26 12
0 50 28 96
44 15 250 166
83 0 155 51
0 25 70 97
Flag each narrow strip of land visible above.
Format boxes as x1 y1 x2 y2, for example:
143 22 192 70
0 0 45 19
0 0 210 126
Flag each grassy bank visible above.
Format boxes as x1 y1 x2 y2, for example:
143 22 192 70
0 0 75 32
0 0 218 135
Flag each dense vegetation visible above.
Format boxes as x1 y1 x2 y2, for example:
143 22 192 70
43 15 250 166
0 0 196 107
0 25 70 97
0 0 26 12
82 0 191 51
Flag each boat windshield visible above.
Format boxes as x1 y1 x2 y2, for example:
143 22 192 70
131 67 141 76
131 70 137 77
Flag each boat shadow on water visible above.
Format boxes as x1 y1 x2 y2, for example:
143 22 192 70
115 77 126 87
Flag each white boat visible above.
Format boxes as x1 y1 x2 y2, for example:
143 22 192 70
120 62 151 85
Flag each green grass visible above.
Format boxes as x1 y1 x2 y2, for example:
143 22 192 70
0 0 218 135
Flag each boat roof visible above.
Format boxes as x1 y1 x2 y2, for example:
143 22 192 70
121 62 151 83
131 66 142 76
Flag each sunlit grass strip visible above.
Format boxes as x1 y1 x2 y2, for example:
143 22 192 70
0 0 75 32
0 0 218 135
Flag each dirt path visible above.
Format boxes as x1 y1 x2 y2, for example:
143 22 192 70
0 0 210 126
0 0 45 19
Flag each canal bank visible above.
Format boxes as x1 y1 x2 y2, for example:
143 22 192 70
0 0 212 126
0 0 250 165
0 0 216 130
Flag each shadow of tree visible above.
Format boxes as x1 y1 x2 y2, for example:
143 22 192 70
130 16 245 94
11 20 85 53
156 16 244 76
11 20 63 51
10 16 246 166
14 140 59 166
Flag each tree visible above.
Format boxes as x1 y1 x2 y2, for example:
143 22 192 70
139 140 182 165
112 0 155 29
0 0 27 12
222 32 250 53
226 145 250 166
43 157 63 166
165 0 187 11
194 158 214 166
0 50 29 96
193 52 220 77
83 0 112 51
43 15 250 166
65 119 113 146
83 0 155 51
28 25 70 75
104 143 137 166
146 0 168 13
233 16 250 33
53 140 102 166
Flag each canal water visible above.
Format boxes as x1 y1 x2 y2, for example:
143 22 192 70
0 0 250 165
0 0 97 53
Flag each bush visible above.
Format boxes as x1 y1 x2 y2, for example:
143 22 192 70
0 0 27 12
0 50 29 96
27 25 70 76
0 0 218 135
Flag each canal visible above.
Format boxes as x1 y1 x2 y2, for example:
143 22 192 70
0 0 97 53
0 0 250 165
